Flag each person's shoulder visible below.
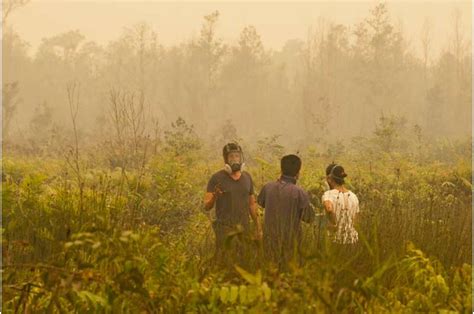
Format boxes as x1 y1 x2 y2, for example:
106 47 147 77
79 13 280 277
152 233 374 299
323 189 334 197
257 179 271 189
258 180 280 194
348 191 359 201
242 171 253 180
323 189 339 200
296 186 310 199
293 184 307 194
346 190 356 196
258 182 270 194
211 169 226 179
264 180 280 189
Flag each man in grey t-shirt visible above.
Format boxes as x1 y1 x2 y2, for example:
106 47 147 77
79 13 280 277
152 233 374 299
258 154 314 270
204 143 262 265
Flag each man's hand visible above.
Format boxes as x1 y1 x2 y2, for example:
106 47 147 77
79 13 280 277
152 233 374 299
213 183 224 197
204 183 224 211
323 200 337 224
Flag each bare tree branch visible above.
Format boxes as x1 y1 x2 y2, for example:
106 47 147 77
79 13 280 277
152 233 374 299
3 0 31 27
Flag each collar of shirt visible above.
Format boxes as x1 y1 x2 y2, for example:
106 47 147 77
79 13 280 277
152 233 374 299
279 175 297 184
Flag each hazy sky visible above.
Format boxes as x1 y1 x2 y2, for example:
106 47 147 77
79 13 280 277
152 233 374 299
7 1 472 59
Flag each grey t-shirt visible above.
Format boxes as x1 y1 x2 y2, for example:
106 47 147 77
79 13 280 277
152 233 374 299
207 170 255 228
258 178 314 247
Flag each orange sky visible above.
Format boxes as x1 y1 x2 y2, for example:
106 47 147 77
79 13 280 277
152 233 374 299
7 0 472 59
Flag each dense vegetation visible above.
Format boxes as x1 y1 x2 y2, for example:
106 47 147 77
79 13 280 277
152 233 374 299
2 118 472 312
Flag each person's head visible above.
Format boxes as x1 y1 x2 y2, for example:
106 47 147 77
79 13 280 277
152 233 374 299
281 154 302 178
326 163 347 187
223 143 244 173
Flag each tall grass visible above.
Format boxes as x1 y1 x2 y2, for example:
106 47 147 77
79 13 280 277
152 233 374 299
2 137 471 312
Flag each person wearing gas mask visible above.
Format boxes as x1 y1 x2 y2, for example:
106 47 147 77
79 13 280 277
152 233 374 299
203 143 262 266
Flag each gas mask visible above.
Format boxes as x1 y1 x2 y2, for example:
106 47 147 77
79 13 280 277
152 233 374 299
222 143 245 174
224 152 245 173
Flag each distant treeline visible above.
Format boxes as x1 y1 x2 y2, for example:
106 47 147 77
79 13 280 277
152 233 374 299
3 3 471 149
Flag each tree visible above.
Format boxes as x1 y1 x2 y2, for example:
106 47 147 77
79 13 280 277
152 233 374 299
164 117 200 156
29 101 54 150
48 30 85 64
219 25 269 138
219 119 239 144
431 8 471 138
182 11 225 133
449 9 471 137
420 18 433 78
350 3 408 134
450 9 468 79
300 19 350 142
3 28 30 130
373 114 407 153
105 23 161 100
2 0 30 27
425 85 445 137
105 88 153 170
198 11 225 90
2 82 21 138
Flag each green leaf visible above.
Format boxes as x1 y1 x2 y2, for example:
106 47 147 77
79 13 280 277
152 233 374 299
235 265 258 285
76 290 108 309
229 285 239 304
220 286 229 304
261 282 271 301
124 260 133 271
239 285 248 304
211 287 220 303
247 286 258 303
122 230 133 237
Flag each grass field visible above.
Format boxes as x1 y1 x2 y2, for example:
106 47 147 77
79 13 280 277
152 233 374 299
2 132 472 313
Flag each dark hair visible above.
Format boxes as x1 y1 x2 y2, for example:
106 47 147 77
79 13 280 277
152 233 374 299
223 142 242 161
326 163 347 185
281 154 302 177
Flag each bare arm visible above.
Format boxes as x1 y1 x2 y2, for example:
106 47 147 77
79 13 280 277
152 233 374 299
203 192 216 211
323 200 337 229
203 184 223 210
